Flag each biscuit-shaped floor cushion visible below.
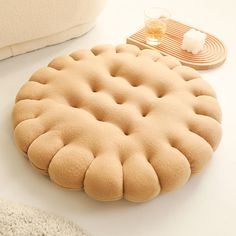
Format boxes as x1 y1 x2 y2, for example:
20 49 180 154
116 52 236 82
12 44 222 202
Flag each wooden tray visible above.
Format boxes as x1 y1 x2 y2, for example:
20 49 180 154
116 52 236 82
127 19 227 70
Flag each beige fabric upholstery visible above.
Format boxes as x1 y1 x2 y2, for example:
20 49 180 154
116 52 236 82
12 44 222 202
0 0 106 59
0 199 88 235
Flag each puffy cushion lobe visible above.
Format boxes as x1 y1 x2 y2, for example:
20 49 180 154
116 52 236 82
12 44 222 202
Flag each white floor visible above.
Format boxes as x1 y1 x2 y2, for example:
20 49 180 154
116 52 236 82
1 0 236 235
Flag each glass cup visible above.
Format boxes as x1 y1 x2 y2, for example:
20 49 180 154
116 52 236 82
144 7 170 46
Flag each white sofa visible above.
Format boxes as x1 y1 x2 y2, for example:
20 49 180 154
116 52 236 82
0 0 106 60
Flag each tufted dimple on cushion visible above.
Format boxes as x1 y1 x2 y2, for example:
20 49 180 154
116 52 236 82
12 44 222 202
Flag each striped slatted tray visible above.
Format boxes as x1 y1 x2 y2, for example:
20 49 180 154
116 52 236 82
127 19 227 70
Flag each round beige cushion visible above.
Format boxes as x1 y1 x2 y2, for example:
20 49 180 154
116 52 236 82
12 44 222 202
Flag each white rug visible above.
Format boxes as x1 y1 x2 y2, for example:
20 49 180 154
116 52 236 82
0 199 89 236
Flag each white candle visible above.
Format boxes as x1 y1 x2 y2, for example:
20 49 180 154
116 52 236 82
181 29 207 54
